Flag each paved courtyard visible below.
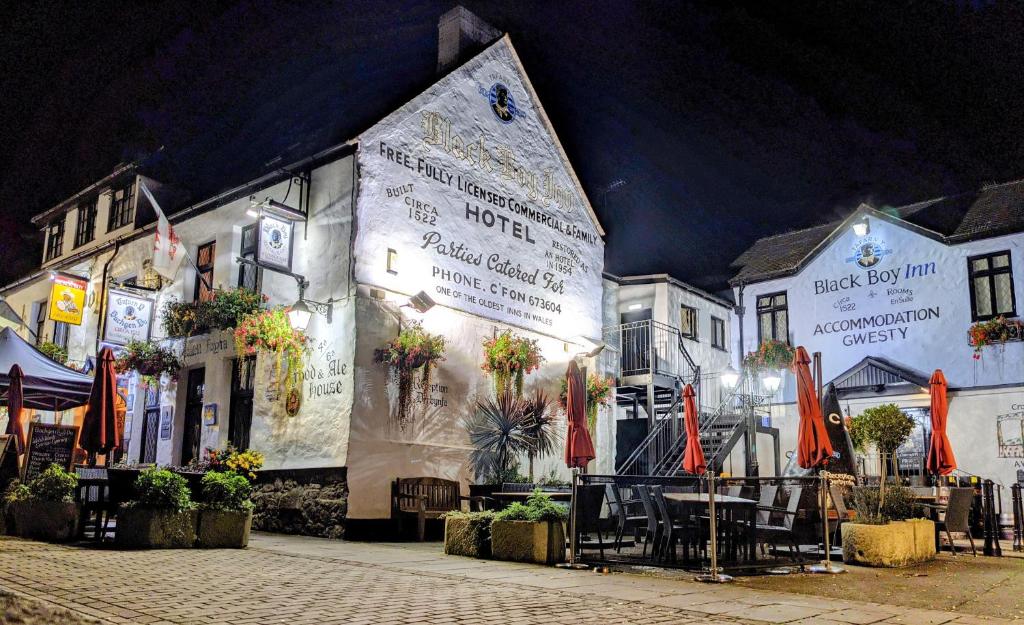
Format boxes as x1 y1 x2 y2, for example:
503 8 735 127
0 533 1015 625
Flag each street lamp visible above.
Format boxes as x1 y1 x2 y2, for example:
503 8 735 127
287 299 313 331
762 371 782 394
720 364 740 390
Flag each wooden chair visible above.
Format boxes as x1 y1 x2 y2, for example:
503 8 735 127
391 477 486 541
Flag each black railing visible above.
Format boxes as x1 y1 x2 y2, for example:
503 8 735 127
616 396 683 476
602 320 699 384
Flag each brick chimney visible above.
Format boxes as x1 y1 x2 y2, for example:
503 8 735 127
437 5 501 73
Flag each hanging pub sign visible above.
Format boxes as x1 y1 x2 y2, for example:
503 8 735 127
257 214 294 271
48 273 88 326
104 288 155 345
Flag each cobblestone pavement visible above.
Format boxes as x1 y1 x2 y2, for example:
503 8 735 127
0 533 1013 625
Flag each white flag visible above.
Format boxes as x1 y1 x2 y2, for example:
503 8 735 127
141 182 185 280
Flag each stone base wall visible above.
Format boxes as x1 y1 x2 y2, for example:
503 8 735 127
252 467 348 539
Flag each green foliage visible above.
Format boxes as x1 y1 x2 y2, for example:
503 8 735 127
521 390 559 481
493 489 568 523
536 470 571 489
742 340 795 371
3 480 30 504
37 341 68 364
466 391 534 484
851 485 921 524
373 321 446 429
850 404 916 453
131 468 194 511
27 464 78 502
200 471 253 511
114 340 182 387
162 288 265 338
443 510 495 556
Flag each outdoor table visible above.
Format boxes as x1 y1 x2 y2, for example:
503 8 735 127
664 493 758 564
74 476 112 542
491 491 572 501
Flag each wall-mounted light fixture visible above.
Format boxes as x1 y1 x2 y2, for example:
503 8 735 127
386 248 398 275
851 217 870 237
627 303 643 311
407 290 436 314
572 335 606 358
762 371 783 394
288 279 335 331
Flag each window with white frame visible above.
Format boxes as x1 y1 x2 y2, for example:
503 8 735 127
711 316 726 350
680 305 698 340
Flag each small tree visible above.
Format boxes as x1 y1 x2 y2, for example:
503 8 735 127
849 403 915 505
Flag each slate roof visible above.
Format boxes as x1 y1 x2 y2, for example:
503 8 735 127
730 179 1024 286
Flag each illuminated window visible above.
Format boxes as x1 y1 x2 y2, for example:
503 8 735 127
757 292 789 344
680 305 698 340
194 241 216 303
968 251 1016 321
33 300 47 346
107 181 136 231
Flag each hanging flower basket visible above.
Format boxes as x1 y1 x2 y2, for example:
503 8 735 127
162 287 266 338
481 330 544 397
37 341 68 365
742 339 795 372
968 316 1024 358
559 373 614 432
114 340 182 388
374 321 446 430
233 308 309 400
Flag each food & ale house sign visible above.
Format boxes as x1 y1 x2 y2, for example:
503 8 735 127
353 40 604 340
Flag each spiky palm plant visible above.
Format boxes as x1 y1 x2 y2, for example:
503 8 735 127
466 391 532 484
521 390 559 481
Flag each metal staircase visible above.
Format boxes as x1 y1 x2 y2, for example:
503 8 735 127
602 319 772 476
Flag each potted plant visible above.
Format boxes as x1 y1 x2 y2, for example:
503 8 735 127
206 445 264 482
490 490 567 564
116 467 197 548
968 316 1024 358
114 340 182 388
443 510 495 558
742 339 796 372
848 403 916 505
197 471 253 548
841 485 935 567
559 373 613 432
466 392 534 487
234 307 309 399
162 287 265 338
481 330 543 397
6 464 79 542
374 321 446 430
37 340 68 365
521 391 558 481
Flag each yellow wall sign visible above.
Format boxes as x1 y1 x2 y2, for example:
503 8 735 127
48 274 87 325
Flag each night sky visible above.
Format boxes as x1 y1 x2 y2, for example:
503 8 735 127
2 1 1022 295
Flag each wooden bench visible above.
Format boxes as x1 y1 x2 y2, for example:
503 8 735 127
391 477 487 541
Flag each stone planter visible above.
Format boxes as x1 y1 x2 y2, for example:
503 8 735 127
491 520 565 564
443 515 492 558
9 500 80 542
197 509 252 548
116 507 197 549
841 519 936 567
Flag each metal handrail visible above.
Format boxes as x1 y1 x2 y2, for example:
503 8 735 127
615 394 683 476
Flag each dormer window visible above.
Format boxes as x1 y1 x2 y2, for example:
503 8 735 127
74 198 97 248
107 181 136 231
45 219 65 262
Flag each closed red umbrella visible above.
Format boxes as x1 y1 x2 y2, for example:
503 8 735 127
926 369 956 476
795 346 833 469
80 347 121 465
680 383 706 475
564 361 595 469
4 364 26 454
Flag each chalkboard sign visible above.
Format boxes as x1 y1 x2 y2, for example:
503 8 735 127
22 423 79 482
0 435 18 489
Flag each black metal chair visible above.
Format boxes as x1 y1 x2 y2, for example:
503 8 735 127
755 485 804 561
651 485 694 563
635 485 662 559
936 488 977 556
574 484 607 559
605 483 645 552
74 466 112 541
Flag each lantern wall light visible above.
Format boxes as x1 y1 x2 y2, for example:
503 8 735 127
851 216 870 237
720 364 740 390
762 372 783 394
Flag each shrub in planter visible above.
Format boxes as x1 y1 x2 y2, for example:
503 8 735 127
116 468 197 549
197 471 254 548
841 486 935 567
443 510 495 558
7 465 80 542
490 490 567 564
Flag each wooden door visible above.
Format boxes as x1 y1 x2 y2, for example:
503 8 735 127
180 368 205 466
229 357 256 451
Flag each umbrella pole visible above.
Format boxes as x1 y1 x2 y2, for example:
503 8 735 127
696 470 733 583
557 468 588 570
809 473 846 574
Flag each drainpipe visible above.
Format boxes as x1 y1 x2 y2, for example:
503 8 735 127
94 238 122 355
735 281 759 476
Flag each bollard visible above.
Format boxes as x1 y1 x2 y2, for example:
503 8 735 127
1012 484 1023 553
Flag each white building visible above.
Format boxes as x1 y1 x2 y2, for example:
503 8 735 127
730 183 1024 488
